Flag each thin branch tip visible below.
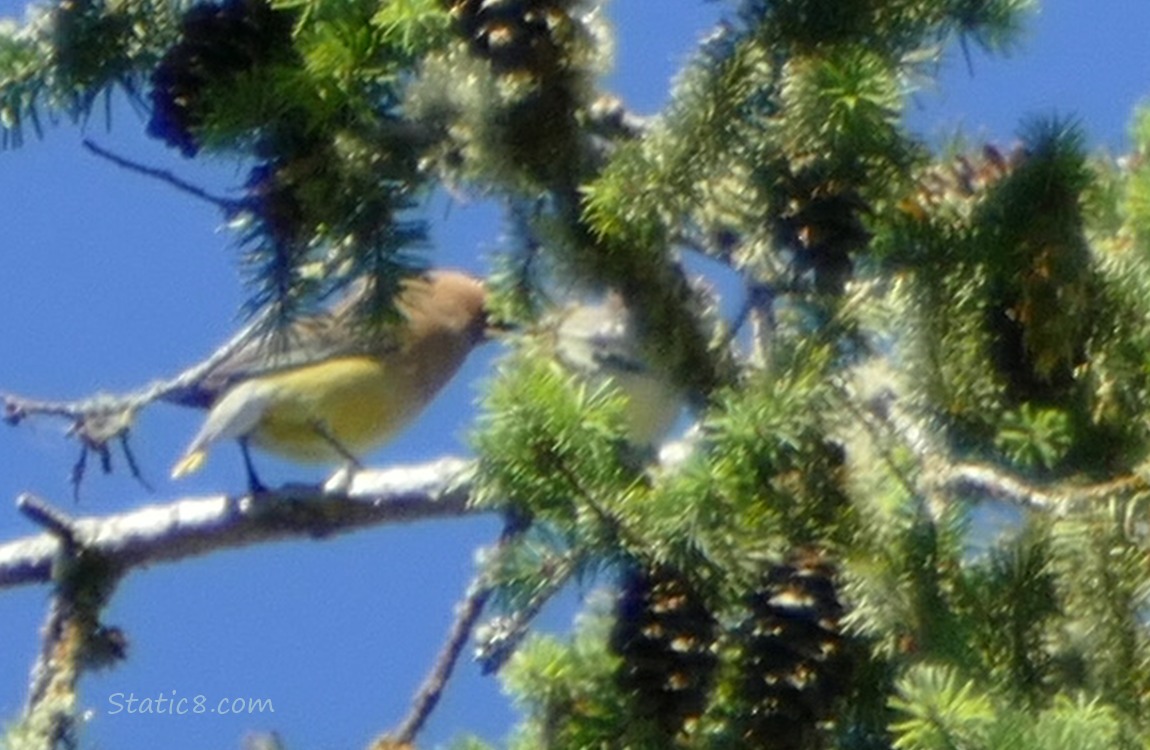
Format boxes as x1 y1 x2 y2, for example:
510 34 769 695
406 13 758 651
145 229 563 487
82 139 241 213
17 494 77 541
3 394 24 424
383 520 527 745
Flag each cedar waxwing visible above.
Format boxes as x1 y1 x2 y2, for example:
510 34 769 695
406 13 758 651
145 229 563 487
552 295 685 446
169 270 491 487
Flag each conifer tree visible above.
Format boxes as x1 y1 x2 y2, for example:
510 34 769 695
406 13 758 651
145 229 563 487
5 1 1150 750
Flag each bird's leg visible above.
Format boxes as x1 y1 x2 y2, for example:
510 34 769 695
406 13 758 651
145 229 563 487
310 421 363 494
70 444 89 503
118 433 153 493
309 421 363 469
239 437 268 494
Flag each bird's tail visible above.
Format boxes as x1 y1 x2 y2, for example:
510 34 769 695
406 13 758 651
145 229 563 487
171 450 207 479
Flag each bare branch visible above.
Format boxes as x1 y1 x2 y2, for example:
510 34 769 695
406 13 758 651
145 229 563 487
4 310 271 500
17 495 125 750
82 140 243 214
940 461 1148 513
0 457 481 590
2 458 482 748
389 577 492 745
839 368 1150 514
3 310 265 426
20 597 88 749
382 522 523 747
18 493 79 545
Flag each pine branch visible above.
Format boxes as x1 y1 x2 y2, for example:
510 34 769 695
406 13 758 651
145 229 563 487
0 457 479 590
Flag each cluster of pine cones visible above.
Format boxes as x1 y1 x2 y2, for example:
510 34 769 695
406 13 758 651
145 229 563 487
611 550 851 748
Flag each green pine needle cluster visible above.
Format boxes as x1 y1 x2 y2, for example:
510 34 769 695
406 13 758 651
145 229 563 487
891 666 1126 750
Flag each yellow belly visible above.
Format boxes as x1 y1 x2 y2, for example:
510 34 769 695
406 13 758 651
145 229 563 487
249 356 418 462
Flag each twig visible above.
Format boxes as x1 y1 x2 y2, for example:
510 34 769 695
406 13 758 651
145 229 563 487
3 309 266 426
0 457 479 590
18 493 78 546
729 282 776 371
673 226 737 265
118 432 154 493
831 378 924 503
383 521 523 746
4 309 270 498
390 581 491 744
83 140 244 214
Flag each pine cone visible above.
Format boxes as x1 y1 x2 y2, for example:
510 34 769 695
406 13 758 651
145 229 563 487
442 0 591 186
901 144 1020 218
446 0 573 79
149 0 295 155
53 0 132 91
611 563 718 739
903 143 1092 403
773 171 871 295
243 159 308 246
734 549 851 750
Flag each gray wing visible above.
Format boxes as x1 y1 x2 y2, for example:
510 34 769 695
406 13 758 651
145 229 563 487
162 309 400 409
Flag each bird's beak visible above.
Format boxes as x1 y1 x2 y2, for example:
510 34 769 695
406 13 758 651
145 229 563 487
484 318 519 340
481 310 519 341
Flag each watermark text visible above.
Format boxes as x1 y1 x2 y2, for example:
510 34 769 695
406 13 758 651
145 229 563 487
107 691 274 716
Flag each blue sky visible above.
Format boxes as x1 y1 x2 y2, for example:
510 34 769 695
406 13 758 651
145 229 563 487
0 1 1147 748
